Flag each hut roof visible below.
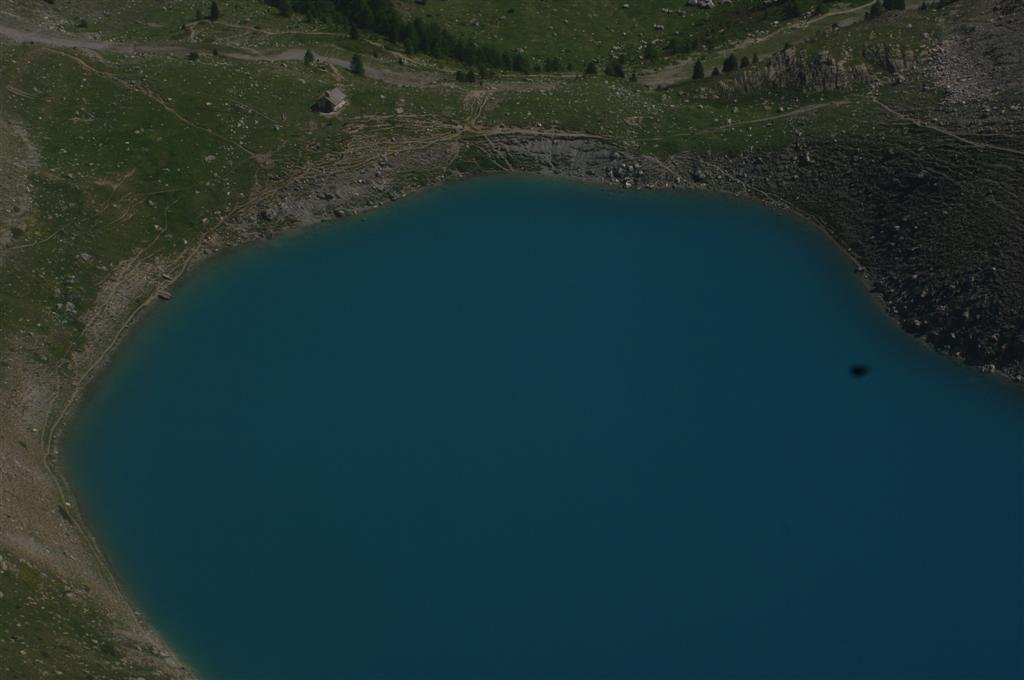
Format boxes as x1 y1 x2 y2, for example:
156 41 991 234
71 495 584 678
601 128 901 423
323 87 346 106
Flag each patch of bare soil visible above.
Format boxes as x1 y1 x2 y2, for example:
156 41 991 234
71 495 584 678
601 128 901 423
0 118 39 249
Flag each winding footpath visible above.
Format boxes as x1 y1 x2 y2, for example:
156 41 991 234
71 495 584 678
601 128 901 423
0 20 436 85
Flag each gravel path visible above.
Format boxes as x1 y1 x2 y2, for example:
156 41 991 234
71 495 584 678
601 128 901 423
0 21 436 85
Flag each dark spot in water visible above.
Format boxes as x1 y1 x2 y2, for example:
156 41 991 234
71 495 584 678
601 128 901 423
850 364 870 377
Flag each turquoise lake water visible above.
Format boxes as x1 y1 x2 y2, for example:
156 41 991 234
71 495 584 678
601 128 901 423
69 178 1024 679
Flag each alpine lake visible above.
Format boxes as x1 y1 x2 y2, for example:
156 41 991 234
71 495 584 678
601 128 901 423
69 178 1024 679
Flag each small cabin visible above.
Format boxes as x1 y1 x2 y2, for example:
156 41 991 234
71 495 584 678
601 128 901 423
313 87 347 114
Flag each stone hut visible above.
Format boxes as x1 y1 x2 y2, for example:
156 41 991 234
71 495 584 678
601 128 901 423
313 87 347 113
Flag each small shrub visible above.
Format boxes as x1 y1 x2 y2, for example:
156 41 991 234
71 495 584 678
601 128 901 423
351 53 365 75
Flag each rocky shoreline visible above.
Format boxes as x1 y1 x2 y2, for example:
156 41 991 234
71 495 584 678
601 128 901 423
235 125 1024 384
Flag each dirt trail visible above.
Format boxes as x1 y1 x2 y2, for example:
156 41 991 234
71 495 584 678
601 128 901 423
637 99 848 145
229 47 437 85
0 21 437 86
874 97 1024 157
701 99 847 133
640 1 913 88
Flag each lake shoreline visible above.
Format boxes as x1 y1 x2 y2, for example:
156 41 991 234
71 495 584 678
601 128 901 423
4 133 1021 679
62 174 1024 678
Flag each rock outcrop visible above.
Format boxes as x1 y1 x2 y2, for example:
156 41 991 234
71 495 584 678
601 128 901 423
862 45 917 74
730 48 869 94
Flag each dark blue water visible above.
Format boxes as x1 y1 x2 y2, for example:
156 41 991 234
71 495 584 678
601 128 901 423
69 178 1024 679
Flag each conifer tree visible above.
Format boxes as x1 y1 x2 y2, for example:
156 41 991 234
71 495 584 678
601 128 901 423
693 59 705 80
604 60 625 78
283 0 563 74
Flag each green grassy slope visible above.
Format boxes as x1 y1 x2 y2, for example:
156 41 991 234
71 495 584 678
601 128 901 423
0 549 179 679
